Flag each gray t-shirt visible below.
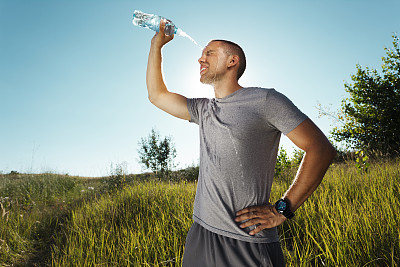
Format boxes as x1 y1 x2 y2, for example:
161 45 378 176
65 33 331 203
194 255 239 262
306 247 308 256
187 87 307 243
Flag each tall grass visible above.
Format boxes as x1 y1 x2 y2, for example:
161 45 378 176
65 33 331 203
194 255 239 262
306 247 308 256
0 173 101 266
273 160 400 266
51 181 195 266
1 160 399 266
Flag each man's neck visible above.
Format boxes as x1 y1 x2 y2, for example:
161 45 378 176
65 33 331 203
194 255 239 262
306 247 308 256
213 80 242 99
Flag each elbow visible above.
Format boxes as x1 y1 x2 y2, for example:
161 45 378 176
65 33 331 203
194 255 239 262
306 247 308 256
330 146 337 162
326 142 337 163
307 140 336 164
147 90 165 106
148 94 159 105
148 94 154 104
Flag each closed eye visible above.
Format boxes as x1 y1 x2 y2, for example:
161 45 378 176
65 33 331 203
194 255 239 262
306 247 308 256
206 50 215 56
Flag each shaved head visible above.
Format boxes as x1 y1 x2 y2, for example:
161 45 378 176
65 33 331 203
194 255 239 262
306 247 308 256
210 40 246 80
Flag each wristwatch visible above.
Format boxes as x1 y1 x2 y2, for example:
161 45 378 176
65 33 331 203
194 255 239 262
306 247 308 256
274 199 295 219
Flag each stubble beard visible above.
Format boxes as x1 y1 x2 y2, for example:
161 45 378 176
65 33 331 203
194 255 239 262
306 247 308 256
200 69 222 85
200 54 223 85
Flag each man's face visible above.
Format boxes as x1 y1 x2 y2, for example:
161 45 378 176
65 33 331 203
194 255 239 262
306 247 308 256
198 41 229 85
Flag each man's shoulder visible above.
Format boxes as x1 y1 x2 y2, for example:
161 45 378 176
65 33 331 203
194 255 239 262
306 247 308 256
244 87 276 95
245 87 294 101
188 97 211 104
236 87 278 101
187 97 211 113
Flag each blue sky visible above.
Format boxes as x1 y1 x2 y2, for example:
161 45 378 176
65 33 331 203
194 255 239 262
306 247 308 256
1 0 399 177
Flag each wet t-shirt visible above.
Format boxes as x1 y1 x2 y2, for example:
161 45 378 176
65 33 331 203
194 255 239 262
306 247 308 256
187 87 307 243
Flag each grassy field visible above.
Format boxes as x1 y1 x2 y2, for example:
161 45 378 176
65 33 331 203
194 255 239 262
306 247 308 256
0 160 399 266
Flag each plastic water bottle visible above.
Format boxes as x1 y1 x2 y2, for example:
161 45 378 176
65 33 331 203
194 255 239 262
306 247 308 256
132 10 202 49
132 10 180 36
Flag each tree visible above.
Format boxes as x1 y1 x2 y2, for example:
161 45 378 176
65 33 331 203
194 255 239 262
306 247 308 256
275 148 291 177
137 128 177 176
331 33 400 157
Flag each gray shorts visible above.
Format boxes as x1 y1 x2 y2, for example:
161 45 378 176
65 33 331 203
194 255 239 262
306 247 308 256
182 222 285 267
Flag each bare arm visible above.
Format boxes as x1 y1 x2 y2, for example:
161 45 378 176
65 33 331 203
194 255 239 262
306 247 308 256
235 118 336 235
146 19 191 121
283 118 336 210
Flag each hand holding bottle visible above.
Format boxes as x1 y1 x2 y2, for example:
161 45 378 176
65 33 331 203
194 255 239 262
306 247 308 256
151 19 174 49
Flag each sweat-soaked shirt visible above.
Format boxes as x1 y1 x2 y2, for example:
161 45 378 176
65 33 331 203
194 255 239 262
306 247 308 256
187 87 307 243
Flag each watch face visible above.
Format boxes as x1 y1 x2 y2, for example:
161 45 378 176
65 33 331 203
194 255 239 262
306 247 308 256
275 199 294 219
276 200 287 211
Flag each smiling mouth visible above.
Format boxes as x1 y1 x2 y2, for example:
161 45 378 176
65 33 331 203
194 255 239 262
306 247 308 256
200 66 208 75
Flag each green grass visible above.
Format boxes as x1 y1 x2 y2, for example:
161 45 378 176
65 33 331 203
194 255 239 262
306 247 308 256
0 160 399 266
51 181 195 266
0 173 103 266
275 160 400 266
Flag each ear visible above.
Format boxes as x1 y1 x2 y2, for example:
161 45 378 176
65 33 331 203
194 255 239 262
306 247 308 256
227 55 239 68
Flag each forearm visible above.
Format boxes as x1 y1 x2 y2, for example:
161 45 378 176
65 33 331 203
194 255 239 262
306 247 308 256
146 45 168 103
283 143 336 211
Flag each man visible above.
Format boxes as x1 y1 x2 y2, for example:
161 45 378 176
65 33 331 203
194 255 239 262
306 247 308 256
146 20 336 267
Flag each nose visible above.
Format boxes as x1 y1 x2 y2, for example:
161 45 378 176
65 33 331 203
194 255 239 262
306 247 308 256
198 54 205 64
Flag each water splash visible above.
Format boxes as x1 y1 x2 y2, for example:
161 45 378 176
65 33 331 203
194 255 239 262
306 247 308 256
177 29 203 50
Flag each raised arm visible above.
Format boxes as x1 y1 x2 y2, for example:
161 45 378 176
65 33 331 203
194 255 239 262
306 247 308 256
146 19 191 121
